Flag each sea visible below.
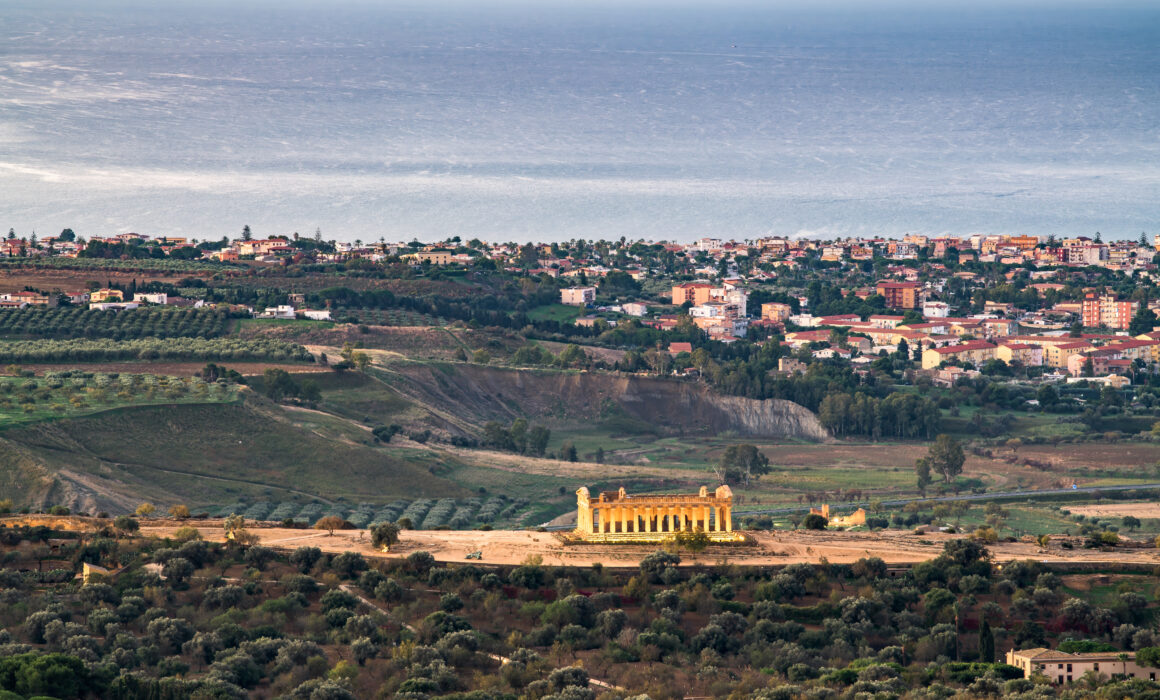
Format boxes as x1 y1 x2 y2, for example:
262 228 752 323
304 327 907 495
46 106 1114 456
1 0 1157 242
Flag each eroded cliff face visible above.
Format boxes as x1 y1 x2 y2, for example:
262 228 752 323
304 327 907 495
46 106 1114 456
388 364 830 441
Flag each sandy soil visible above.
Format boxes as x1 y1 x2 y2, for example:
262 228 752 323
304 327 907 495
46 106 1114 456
139 524 1160 569
1067 502 1160 519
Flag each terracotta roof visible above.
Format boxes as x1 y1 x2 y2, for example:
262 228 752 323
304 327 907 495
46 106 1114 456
928 341 997 354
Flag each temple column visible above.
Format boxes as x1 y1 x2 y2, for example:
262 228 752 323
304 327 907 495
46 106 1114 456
725 506 732 532
645 507 653 533
620 506 628 534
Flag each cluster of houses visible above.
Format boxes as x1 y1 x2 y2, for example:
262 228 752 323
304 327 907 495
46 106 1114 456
5 228 1160 381
0 286 333 322
0 288 203 311
775 297 1159 382
562 280 752 341
3 230 1151 280
3 230 1155 275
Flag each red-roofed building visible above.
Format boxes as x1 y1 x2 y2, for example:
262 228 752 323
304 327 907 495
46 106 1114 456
996 343 1043 366
921 340 997 369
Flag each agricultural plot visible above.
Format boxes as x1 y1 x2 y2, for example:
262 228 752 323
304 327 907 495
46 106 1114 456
0 372 238 426
210 495 525 529
341 308 448 326
526 304 583 323
0 307 232 341
0 337 312 364
0 256 235 273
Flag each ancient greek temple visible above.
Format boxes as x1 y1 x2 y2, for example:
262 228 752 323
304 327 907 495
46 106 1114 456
574 485 744 543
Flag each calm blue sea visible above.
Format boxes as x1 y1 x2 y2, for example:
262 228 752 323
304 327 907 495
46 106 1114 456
1 1 1157 241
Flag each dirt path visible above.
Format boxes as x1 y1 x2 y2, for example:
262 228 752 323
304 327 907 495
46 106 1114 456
140 524 1160 568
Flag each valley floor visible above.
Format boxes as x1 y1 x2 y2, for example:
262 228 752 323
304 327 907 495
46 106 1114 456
140 522 1160 569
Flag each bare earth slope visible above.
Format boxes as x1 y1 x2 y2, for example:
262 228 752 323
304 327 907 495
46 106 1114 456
382 363 829 440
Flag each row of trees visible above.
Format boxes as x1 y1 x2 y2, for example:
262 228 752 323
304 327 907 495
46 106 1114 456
0 307 232 341
818 391 942 439
0 255 225 273
0 337 313 364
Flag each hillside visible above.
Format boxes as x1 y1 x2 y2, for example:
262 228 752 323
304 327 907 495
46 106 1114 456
369 362 830 440
0 364 828 515
0 397 468 514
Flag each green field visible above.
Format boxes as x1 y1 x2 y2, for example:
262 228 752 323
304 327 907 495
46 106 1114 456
0 399 470 511
526 303 584 323
0 374 238 427
236 318 335 332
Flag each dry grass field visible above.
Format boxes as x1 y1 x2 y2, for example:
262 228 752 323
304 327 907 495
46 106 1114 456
0 268 197 292
1068 502 1160 519
141 522 1160 568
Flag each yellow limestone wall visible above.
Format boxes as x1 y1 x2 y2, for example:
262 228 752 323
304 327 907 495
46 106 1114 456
574 485 744 543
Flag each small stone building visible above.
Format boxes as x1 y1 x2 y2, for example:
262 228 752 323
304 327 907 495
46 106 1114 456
1007 649 1153 684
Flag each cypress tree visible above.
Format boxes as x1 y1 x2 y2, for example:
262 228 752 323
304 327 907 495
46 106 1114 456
979 618 995 663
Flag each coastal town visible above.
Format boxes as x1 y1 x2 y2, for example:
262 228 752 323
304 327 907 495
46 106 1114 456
4 229 1159 389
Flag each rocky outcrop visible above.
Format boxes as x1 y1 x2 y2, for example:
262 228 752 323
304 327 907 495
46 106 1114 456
387 364 829 441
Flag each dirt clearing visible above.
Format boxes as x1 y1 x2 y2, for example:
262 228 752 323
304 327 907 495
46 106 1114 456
141 524 1160 569
1068 502 1160 519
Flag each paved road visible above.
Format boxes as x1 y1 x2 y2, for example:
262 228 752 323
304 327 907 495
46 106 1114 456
539 482 1160 530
